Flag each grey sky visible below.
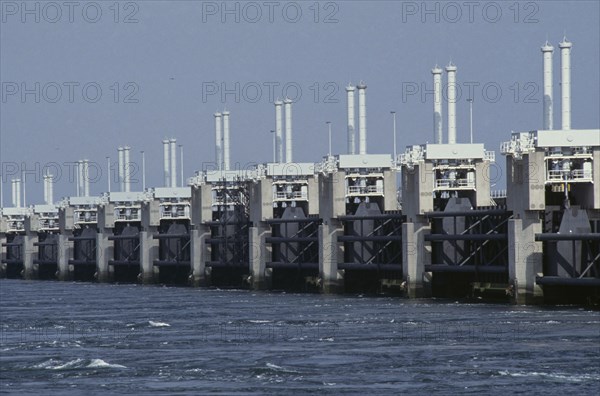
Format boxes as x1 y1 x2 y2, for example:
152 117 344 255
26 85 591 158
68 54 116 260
1 0 599 203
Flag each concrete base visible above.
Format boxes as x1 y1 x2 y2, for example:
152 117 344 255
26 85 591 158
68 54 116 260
139 230 157 284
0 233 6 277
191 227 210 287
23 234 36 279
250 225 270 290
96 232 113 283
57 233 72 281
508 216 544 304
319 223 342 294
402 221 432 298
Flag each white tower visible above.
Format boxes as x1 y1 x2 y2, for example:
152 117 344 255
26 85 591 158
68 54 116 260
541 42 554 130
446 63 457 144
432 65 443 144
559 39 572 130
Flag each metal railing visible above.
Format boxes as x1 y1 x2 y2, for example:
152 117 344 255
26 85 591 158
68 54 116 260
74 211 98 224
547 169 593 181
435 179 475 189
159 205 190 219
347 185 384 195
490 190 507 199
273 191 307 200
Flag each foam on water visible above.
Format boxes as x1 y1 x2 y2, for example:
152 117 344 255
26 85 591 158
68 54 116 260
148 321 170 327
87 359 127 369
33 358 84 370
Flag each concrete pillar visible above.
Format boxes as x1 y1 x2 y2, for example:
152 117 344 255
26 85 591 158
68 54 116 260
249 224 270 290
190 226 210 287
402 220 431 298
96 231 112 282
508 216 543 304
319 222 342 293
57 233 72 281
0 232 6 277
383 169 399 211
139 230 157 284
22 234 36 279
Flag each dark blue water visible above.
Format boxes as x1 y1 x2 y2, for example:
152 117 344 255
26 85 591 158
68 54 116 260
1 279 599 394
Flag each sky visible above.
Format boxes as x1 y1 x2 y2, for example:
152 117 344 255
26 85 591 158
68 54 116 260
1 0 599 205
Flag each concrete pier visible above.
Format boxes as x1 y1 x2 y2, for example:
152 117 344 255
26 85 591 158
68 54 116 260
0 224 6 278
249 225 269 289
402 220 431 298
319 222 342 293
57 233 72 281
96 231 112 282
248 177 273 289
139 230 157 284
318 165 345 293
190 226 210 286
22 234 36 279
508 217 543 304
190 184 213 286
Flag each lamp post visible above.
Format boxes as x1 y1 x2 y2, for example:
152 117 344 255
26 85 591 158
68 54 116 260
391 111 397 161
270 130 275 163
106 156 111 192
140 151 146 190
179 145 184 187
467 98 474 143
326 121 332 157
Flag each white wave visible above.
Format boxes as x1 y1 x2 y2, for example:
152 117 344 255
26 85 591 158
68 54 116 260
87 359 126 369
319 337 334 342
148 321 170 327
500 370 599 382
1 346 19 352
545 320 560 324
265 363 298 374
249 320 271 324
33 358 84 370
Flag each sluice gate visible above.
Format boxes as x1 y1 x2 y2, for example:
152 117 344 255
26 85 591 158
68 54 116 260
1 205 29 278
69 227 97 281
152 188 192 285
338 207 404 293
425 202 512 298
205 179 251 287
265 209 321 291
109 225 141 283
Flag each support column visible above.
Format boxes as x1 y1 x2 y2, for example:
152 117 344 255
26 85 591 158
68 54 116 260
96 231 112 282
402 220 431 298
508 216 543 304
139 229 157 284
57 232 72 281
191 225 210 287
0 232 6 277
250 224 270 290
319 222 342 293
22 234 36 279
